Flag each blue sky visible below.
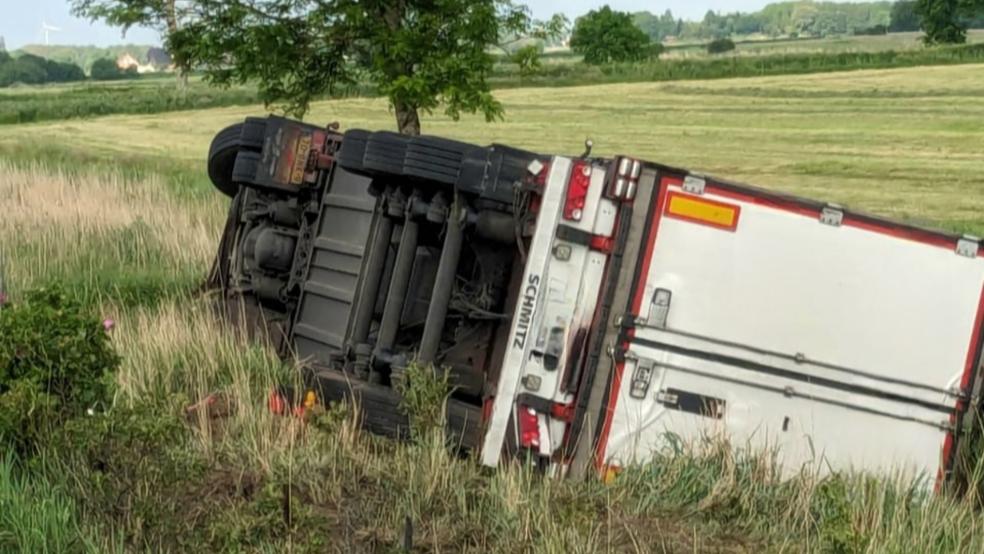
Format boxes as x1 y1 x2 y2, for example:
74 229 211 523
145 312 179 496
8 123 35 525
0 0 825 50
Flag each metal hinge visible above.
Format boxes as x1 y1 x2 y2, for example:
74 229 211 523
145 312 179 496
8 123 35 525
682 175 706 195
820 204 843 227
957 236 980 258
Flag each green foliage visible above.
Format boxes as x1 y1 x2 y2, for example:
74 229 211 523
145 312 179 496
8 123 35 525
0 57 47 86
490 42 984 89
0 457 103 553
919 0 969 43
17 44 157 73
169 0 547 134
891 0 923 31
511 44 544 77
0 78 265 125
918 0 984 43
396 363 451 439
635 2 898 41
571 6 652 65
811 477 871 553
0 53 85 88
644 42 666 60
0 286 119 454
50 406 205 550
707 37 738 53
90 57 136 81
633 9 683 41
857 23 890 35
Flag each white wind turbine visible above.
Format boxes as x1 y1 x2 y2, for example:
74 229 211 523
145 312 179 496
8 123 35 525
41 20 62 46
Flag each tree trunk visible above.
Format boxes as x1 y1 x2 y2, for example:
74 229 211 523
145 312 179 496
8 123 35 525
394 101 421 136
164 0 186 92
176 66 189 92
381 2 420 135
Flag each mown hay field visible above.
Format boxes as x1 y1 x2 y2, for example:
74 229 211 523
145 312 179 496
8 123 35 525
4 63 984 234
3 64 984 552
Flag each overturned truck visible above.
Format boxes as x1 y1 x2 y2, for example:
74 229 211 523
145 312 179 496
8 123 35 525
207 116 984 486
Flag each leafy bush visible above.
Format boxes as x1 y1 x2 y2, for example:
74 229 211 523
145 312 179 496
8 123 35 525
0 287 119 454
50 406 205 550
644 42 666 60
0 57 47 87
707 38 737 54
511 45 543 77
396 363 450 440
90 57 136 81
0 53 85 87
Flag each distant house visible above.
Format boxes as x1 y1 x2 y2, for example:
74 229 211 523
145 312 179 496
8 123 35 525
0 36 6 52
146 47 173 69
116 52 157 74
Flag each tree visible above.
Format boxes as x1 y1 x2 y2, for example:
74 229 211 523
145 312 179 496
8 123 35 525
570 6 651 65
70 0 192 87
918 0 984 43
43 59 86 83
0 58 47 87
918 0 967 42
706 38 736 54
168 1 550 136
890 1 922 31
90 57 136 80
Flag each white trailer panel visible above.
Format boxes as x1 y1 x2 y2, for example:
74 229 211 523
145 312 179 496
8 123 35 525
597 174 984 482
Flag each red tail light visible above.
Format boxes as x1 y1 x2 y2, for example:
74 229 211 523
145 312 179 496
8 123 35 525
564 161 592 221
518 406 541 449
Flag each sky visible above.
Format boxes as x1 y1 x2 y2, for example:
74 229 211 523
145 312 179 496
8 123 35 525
0 0 851 50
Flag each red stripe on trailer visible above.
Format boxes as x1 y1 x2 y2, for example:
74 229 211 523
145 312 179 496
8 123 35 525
705 183 973 255
937 281 984 491
594 176 677 472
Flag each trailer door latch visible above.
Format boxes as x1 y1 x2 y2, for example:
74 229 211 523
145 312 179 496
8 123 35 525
645 288 672 328
957 236 980 258
629 356 658 399
820 204 843 227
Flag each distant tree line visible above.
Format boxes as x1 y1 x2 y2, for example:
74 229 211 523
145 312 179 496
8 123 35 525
0 51 140 87
0 53 85 87
632 1 984 41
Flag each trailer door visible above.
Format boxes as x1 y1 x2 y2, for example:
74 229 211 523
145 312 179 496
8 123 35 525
596 173 984 482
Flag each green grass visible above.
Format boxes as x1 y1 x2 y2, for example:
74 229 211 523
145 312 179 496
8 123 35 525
4 63 982 235
492 42 984 91
0 457 110 553
0 76 265 125
670 30 984 58
7 40 984 127
4 63 984 551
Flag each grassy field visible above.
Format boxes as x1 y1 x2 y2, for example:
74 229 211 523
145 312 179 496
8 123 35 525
662 30 984 58
6 39 984 126
4 63 983 235
4 64 984 551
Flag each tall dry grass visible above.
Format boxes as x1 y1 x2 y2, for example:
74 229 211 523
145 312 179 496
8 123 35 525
5 162 984 552
0 160 225 304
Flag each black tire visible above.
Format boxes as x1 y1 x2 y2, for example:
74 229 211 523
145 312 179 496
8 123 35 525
411 135 476 156
232 151 262 185
241 117 267 151
207 123 246 197
363 133 409 175
338 130 371 172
